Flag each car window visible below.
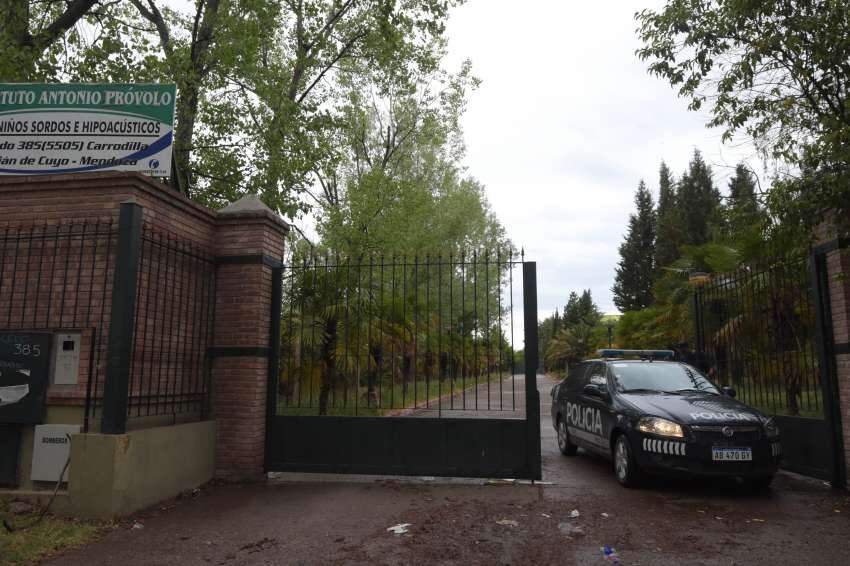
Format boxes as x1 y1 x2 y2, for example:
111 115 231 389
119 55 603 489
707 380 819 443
565 362 590 393
611 362 719 394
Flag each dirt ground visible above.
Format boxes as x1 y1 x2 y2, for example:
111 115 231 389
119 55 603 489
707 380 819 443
43 376 850 565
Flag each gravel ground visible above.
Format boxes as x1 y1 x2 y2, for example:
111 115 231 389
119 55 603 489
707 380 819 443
45 375 850 566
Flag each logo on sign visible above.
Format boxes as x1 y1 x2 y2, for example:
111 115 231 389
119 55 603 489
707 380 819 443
148 158 160 169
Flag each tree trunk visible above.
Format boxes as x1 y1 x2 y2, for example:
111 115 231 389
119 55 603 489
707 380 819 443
318 316 337 415
157 0 222 196
402 351 412 398
368 344 382 408
172 87 199 195
785 365 800 416
1 0 99 81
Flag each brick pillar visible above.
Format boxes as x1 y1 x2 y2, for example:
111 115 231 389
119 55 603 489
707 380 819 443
211 196 287 481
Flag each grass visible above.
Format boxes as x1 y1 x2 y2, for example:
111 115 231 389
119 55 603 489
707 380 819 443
0 498 101 565
734 386 824 419
278 371 510 416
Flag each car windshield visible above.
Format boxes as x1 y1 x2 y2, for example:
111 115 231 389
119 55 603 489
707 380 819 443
611 362 719 394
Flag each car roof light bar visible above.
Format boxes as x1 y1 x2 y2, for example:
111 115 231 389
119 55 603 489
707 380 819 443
596 349 675 360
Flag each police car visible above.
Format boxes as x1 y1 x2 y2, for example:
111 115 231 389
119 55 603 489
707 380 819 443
550 350 781 488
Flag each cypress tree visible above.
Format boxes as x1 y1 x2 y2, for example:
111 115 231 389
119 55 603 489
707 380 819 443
654 161 680 272
577 289 602 326
564 289 602 326
613 180 657 312
563 292 581 326
727 164 759 224
724 163 764 255
677 150 721 246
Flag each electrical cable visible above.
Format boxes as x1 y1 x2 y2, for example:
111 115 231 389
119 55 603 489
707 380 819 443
2 433 72 533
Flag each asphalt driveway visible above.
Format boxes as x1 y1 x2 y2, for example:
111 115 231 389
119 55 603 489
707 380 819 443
45 375 850 565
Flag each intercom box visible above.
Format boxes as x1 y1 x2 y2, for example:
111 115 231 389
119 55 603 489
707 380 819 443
52 332 81 385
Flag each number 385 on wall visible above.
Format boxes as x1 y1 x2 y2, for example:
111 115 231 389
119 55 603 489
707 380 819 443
13 343 41 357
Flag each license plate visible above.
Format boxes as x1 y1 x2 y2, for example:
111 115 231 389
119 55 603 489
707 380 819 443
712 447 752 461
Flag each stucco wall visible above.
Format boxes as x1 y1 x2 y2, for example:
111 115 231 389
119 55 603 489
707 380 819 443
65 420 215 519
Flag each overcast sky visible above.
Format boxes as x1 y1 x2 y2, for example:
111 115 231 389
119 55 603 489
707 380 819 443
442 1 760 319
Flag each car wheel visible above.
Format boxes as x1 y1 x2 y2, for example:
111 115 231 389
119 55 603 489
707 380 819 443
557 417 578 456
746 475 774 491
614 434 642 488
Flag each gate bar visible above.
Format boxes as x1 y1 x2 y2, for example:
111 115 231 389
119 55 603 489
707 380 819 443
809 251 847 489
523 262 542 481
101 202 143 435
265 265 284 471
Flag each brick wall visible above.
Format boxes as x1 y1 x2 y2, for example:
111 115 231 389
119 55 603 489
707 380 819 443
0 173 289 483
0 173 217 424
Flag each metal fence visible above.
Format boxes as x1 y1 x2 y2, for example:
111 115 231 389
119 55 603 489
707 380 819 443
694 256 822 417
86 219 217 428
129 224 216 421
0 221 117 429
277 252 524 416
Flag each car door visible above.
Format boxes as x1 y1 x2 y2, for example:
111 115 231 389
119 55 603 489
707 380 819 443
554 362 585 424
562 362 597 451
576 362 613 456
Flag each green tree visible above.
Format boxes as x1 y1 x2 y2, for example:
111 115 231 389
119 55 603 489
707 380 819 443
3 1 462 212
564 289 602 327
636 0 850 232
654 161 680 273
545 290 607 372
724 163 765 258
562 292 580 326
616 242 740 350
314 61 505 260
613 180 656 312
676 150 721 246
0 0 99 80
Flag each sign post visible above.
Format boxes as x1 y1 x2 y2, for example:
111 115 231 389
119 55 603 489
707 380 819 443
0 83 176 177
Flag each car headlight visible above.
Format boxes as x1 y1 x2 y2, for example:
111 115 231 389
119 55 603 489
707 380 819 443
638 416 684 438
763 418 780 439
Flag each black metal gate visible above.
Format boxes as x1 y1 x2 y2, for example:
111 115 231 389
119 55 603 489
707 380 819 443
694 252 845 486
265 253 541 480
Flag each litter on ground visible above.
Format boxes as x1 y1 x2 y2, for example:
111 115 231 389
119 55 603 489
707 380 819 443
601 545 622 563
557 522 585 537
387 523 412 535
496 519 519 527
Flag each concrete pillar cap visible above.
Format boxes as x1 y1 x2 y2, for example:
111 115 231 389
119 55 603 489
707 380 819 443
218 194 272 215
217 194 289 232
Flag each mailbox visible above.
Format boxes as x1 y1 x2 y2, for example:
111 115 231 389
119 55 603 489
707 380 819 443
0 332 52 423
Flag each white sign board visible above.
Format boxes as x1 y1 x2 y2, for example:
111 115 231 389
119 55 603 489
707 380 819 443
0 83 176 177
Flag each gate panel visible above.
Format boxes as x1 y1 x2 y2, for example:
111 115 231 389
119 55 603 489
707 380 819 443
267 415 530 477
266 253 540 480
694 255 839 482
773 415 832 480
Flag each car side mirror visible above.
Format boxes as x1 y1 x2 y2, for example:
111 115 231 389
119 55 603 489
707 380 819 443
583 383 608 400
721 386 736 398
